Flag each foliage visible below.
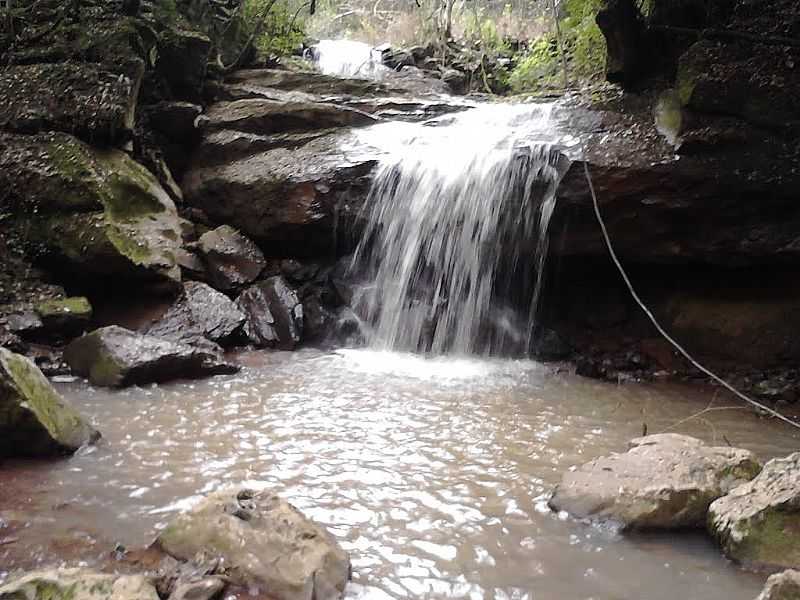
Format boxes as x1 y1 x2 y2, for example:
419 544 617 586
243 0 306 58
508 0 606 92
153 0 180 26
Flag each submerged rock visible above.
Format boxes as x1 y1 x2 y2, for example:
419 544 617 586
197 225 266 291
64 325 237 388
0 348 99 457
147 281 246 345
708 452 800 571
549 433 761 529
236 277 303 349
0 568 159 600
156 488 350 600
755 570 800 600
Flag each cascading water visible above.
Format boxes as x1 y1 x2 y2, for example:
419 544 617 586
350 104 570 355
310 39 387 78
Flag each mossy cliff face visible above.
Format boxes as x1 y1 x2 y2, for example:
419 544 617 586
708 452 800 572
0 132 182 283
0 348 99 457
0 568 159 600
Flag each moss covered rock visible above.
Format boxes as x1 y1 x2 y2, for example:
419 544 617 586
34 296 92 337
709 452 800 571
0 568 159 600
549 433 762 530
156 487 350 600
0 132 182 283
0 348 99 458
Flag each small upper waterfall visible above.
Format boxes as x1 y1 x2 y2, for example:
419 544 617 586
310 39 387 78
350 104 570 355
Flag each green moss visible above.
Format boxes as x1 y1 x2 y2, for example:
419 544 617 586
0 348 95 452
734 510 800 569
35 297 92 320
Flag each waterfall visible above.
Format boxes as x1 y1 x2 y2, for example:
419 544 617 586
310 40 387 79
350 104 570 356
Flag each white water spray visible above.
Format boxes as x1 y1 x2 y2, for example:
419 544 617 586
311 39 387 78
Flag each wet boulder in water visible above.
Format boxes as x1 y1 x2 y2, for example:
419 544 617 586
147 281 246 345
709 452 800 571
0 568 159 600
64 325 237 388
754 570 800 600
236 277 303 350
0 348 99 457
197 225 266 291
156 488 350 600
549 434 762 530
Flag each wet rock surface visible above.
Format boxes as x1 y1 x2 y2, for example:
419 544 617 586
0 568 159 600
237 276 304 350
197 225 266 291
549 433 762 530
755 570 800 600
156 487 350 600
64 325 237 388
147 281 246 346
709 452 800 571
0 348 99 457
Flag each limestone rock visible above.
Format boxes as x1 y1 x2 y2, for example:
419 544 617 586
147 281 246 345
755 570 800 600
549 433 762 530
197 226 266 291
0 348 99 457
709 452 800 571
157 29 212 100
156 488 350 600
64 326 237 388
236 277 303 349
169 577 226 600
0 568 159 600
0 132 183 283
34 297 93 337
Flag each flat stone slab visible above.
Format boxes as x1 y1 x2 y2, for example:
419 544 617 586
709 452 800 571
549 433 762 530
0 568 159 600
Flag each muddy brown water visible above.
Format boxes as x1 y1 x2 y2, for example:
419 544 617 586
2 348 799 599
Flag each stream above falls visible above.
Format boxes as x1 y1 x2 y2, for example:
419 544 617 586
3 349 799 599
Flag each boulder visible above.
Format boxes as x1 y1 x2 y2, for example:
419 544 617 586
147 281 246 345
549 433 762 530
0 61 142 143
156 488 350 600
0 568 159 600
755 570 800 600
197 226 266 291
0 348 99 457
144 101 203 142
708 452 800 571
168 577 226 600
64 325 237 388
182 128 376 254
236 277 303 349
0 132 183 283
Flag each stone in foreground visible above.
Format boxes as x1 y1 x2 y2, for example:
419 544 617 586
549 433 761 530
0 568 158 600
64 326 237 388
156 488 350 600
755 570 800 600
0 348 99 458
709 452 800 571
